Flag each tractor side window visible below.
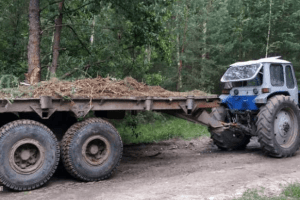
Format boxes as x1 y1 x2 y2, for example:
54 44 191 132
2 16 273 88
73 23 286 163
285 65 295 89
270 64 284 86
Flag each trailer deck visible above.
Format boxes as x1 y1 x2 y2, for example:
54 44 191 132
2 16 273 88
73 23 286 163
1 95 219 119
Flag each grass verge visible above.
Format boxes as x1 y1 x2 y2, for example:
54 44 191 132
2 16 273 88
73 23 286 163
112 111 210 144
233 183 300 200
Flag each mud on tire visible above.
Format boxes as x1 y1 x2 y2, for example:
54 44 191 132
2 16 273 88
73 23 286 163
61 118 123 181
209 107 251 150
256 95 300 157
0 120 60 191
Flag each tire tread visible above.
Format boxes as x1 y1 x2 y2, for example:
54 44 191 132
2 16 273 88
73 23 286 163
256 95 300 157
61 118 123 182
0 120 60 191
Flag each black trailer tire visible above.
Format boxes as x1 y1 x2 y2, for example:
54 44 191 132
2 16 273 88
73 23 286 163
256 95 300 157
0 120 59 191
209 106 251 150
61 118 123 181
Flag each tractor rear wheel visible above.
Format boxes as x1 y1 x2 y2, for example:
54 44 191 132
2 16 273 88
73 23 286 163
209 106 251 150
256 95 300 157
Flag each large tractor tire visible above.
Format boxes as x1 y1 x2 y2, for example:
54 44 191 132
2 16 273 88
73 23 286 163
209 106 251 150
61 118 123 181
0 120 60 191
256 95 300 157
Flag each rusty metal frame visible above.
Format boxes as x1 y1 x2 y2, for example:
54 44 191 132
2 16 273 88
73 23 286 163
0 95 219 119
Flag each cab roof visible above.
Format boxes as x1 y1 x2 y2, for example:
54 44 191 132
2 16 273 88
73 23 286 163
230 57 291 67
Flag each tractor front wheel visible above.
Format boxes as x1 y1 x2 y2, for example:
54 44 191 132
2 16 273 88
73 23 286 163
209 106 251 150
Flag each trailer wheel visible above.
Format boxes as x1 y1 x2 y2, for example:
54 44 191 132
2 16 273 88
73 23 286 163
61 118 123 181
209 106 251 150
0 120 59 191
256 95 300 157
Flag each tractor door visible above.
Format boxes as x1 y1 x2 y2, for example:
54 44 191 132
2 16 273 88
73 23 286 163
285 65 298 104
270 64 298 104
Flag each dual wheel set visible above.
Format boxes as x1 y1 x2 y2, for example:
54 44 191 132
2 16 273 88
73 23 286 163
0 118 123 191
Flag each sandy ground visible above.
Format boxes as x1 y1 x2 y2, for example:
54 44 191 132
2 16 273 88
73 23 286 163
2 137 300 200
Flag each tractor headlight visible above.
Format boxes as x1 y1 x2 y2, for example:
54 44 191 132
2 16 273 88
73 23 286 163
234 89 239 95
253 88 258 95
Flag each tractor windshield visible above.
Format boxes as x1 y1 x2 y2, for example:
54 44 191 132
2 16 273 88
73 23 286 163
223 68 263 89
221 64 262 82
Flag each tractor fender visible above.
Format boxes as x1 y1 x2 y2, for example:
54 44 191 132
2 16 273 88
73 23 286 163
255 92 290 104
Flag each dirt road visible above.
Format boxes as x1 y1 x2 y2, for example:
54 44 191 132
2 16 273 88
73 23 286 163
2 137 300 200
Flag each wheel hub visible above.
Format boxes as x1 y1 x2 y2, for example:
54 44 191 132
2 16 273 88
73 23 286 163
9 138 45 174
274 109 296 147
82 135 111 166
89 144 99 155
20 149 31 161
282 122 290 133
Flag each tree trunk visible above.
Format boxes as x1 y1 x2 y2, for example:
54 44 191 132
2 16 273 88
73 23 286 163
90 15 95 45
26 0 41 84
50 0 64 76
177 5 189 91
266 0 273 58
202 21 207 59
145 45 152 64
177 34 182 91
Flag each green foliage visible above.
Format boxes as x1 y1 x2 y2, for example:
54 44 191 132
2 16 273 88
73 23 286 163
282 183 300 199
112 111 209 144
0 0 29 79
234 183 300 200
144 72 165 86
233 188 285 200
0 75 19 89
2 0 300 93
0 75 22 102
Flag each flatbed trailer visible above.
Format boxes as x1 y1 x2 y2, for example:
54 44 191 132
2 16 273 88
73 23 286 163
0 94 219 191
0 95 219 116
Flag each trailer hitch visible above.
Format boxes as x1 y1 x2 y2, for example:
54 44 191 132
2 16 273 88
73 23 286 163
221 122 252 135
197 110 223 128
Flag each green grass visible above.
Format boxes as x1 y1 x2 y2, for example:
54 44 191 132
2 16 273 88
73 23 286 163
233 183 300 200
282 183 300 199
233 189 285 200
112 111 210 144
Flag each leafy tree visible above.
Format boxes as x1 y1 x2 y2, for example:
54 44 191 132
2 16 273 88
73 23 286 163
2 0 300 92
0 0 29 78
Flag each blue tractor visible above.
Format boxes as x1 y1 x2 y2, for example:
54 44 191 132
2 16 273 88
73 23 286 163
208 57 300 157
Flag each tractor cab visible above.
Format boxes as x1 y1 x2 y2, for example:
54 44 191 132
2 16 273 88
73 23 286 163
219 57 298 112
205 57 300 157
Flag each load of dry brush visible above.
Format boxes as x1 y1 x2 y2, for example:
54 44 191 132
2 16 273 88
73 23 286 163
1 76 207 99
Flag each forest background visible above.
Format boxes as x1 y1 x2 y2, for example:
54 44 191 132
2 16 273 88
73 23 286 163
2 0 300 93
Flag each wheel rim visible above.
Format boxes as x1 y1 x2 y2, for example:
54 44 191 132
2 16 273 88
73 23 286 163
274 108 298 148
82 135 111 166
9 138 45 175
